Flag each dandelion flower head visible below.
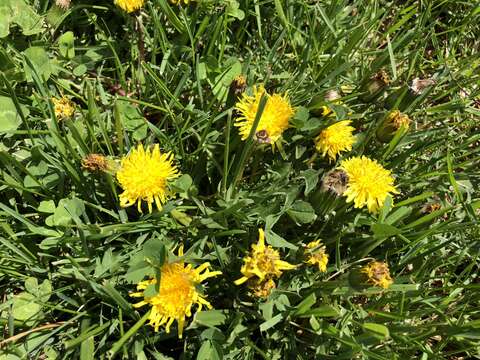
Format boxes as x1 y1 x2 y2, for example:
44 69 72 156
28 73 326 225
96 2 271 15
315 120 356 161
131 246 222 338
305 240 329 272
117 144 179 213
52 96 75 120
234 229 296 285
340 156 398 213
235 86 295 145
170 0 194 5
361 260 393 289
114 0 145 13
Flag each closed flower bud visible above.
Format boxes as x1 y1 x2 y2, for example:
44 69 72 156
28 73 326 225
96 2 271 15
376 110 411 143
309 90 341 117
310 169 348 215
360 70 390 102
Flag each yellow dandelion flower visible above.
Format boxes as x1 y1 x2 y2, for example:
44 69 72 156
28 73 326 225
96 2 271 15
170 0 194 5
305 240 328 272
131 246 221 338
340 156 398 213
361 260 393 289
114 0 145 13
52 96 75 120
234 229 296 285
116 144 180 213
234 86 295 146
315 120 356 161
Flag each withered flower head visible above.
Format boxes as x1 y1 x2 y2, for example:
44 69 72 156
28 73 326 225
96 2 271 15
231 75 247 96
248 278 276 298
56 0 71 9
81 154 109 173
376 110 411 143
410 78 436 95
361 260 393 289
321 169 349 196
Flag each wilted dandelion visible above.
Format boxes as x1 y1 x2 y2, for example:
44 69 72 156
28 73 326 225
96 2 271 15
320 169 349 196
339 156 398 213
81 154 110 173
116 144 179 213
377 110 411 142
231 74 247 96
114 0 145 13
248 278 276 298
55 0 71 9
361 260 393 289
52 96 75 120
315 120 356 161
131 246 221 338
410 77 436 95
304 240 328 272
235 86 295 146
234 229 296 286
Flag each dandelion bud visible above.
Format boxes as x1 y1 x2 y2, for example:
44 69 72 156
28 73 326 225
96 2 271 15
310 169 348 215
360 70 390 102
309 90 341 117
376 110 411 143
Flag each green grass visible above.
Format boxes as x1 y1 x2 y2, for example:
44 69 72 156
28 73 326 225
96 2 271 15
1 0 480 359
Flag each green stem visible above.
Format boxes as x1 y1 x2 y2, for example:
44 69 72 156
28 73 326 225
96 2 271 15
108 310 150 359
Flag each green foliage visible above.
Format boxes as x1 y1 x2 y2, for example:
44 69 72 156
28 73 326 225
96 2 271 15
1 0 480 359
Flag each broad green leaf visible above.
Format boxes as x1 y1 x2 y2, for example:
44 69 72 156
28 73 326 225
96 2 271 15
23 47 55 82
0 0 43 38
38 200 56 213
58 31 75 59
298 305 340 318
0 96 29 134
265 230 298 250
292 293 316 316
194 310 227 327
363 323 390 339
287 200 317 224
114 100 147 141
371 223 401 239
259 313 283 332
12 292 41 321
